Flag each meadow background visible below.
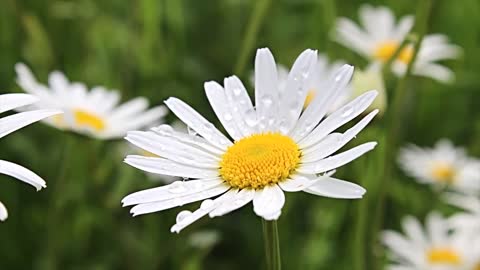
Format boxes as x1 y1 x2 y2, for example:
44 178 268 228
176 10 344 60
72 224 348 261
1 0 479 269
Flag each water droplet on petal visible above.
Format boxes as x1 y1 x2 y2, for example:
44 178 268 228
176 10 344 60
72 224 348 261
200 199 214 210
176 210 192 223
341 106 353 117
245 110 258 127
233 88 242 96
168 181 188 194
224 113 233 121
261 95 273 107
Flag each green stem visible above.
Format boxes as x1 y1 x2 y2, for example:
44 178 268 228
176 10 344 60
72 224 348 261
262 219 281 270
233 0 272 76
371 0 434 268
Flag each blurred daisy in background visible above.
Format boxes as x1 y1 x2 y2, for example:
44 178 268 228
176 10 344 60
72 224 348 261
15 63 168 139
398 139 480 194
445 193 480 237
123 48 379 233
383 212 480 270
335 5 461 82
0 93 61 221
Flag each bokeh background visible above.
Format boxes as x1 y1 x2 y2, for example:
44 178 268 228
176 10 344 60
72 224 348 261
1 0 479 269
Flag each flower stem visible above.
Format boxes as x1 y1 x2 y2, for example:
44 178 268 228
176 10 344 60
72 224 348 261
371 0 434 268
262 219 281 270
234 0 272 76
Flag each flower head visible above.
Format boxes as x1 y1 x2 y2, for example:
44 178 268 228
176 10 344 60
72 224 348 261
383 212 480 270
122 48 378 233
398 139 480 194
335 5 461 82
15 63 168 139
0 93 61 221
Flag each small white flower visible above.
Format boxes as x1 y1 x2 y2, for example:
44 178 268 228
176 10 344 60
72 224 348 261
123 48 378 233
15 63 168 139
445 193 480 237
398 139 480 194
383 212 480 270
0 93 61 221
335 4 461 82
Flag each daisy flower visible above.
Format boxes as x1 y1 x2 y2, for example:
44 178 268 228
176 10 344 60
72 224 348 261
445 193 480 237
398 139 480 194
335 5 461 82
122 48 379 233
15 63 168 139
383 212 480 270
0 93 61 221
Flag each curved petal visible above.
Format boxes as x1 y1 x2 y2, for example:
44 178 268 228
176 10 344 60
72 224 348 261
209 188 255 217
303 177 366 199
253 184 285 220
224 76 256 137
0 94 38 114
254 48 279 132
0 201 7 221
298 142 377 174
205 81 243 140
109 97 149 120
0 160 46 191
165 97 232 149
124 155 219 179
278 174 318 192
0 109 62 139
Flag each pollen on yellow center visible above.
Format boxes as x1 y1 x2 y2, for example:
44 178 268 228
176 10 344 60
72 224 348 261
374 41 413 64
304 90 316 109
74 109 106 131
427 248 462 265
431 162 455 183
219 133 301 189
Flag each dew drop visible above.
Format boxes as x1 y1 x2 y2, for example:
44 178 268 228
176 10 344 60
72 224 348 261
245 110 258 127
223 113 233 121
176 210 192 223
261 95 273 107
341 106 353 117
168 181 188 194
233 88 242 96
200 199 214 210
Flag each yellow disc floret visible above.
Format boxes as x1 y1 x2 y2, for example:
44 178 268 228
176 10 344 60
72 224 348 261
430 162 456 183
74 109 106 131
219 133 301 189
427 248 462 265
374 41 413 64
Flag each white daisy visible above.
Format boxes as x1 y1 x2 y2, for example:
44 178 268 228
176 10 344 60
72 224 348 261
383 212 480 270
445 193 480 237
15 63 168 139
122 48 379 233
398 139 480 194
335 4 461 82
0 93 61 221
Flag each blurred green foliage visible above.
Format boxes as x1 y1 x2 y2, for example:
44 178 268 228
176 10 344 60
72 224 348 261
0 0 479 269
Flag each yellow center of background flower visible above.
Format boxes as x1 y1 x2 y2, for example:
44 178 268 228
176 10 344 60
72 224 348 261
475 262 480 270
304 90 316 108
427 248 462 265
74 109 106 131
431 162 455 183
374 41 413 64
219 133 300 189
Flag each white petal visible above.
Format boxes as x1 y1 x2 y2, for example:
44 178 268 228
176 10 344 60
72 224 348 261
382 231 420 264
170 188 237 233
117 106 168 131
254 48 279 132
122 178 223 206
130 183 230 217
124 155 219 179
0 94 38 114
301 109 379 163
299 90 378 148
426 212 446 244
290 65 354 141
205 81 242 140
402 216 427 247
0 160 46 191
0 109 62 139
278 49 318 134
126 131 219 167
48 71 70 96
224 76 256 137
393 15 414 41
413 63 455 83
253 184 285 220
209 188 255 217
0 201 7 221
298 142 377 174
110 97 149 120
165 97 232 149
278 174 318 192
303 177 365 199
15 63 51 97
335 18 372 57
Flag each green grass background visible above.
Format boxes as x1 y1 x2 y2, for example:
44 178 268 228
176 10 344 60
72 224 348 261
0 0 479 269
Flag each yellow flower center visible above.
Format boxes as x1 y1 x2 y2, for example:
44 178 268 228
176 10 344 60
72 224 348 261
427 248 462 265
73 109 106 131
219 133 300 189
374 41 413 64
475 262 480 270
304 89 316 109
431 162 455 183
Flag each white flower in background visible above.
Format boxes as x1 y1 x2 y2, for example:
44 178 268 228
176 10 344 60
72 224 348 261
383 212 480 270
15 63 168 139
445 193 480 237
122 48 378 233
398 139 480 194
0 93 61 221
351 66 387 115
335 5 461 82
